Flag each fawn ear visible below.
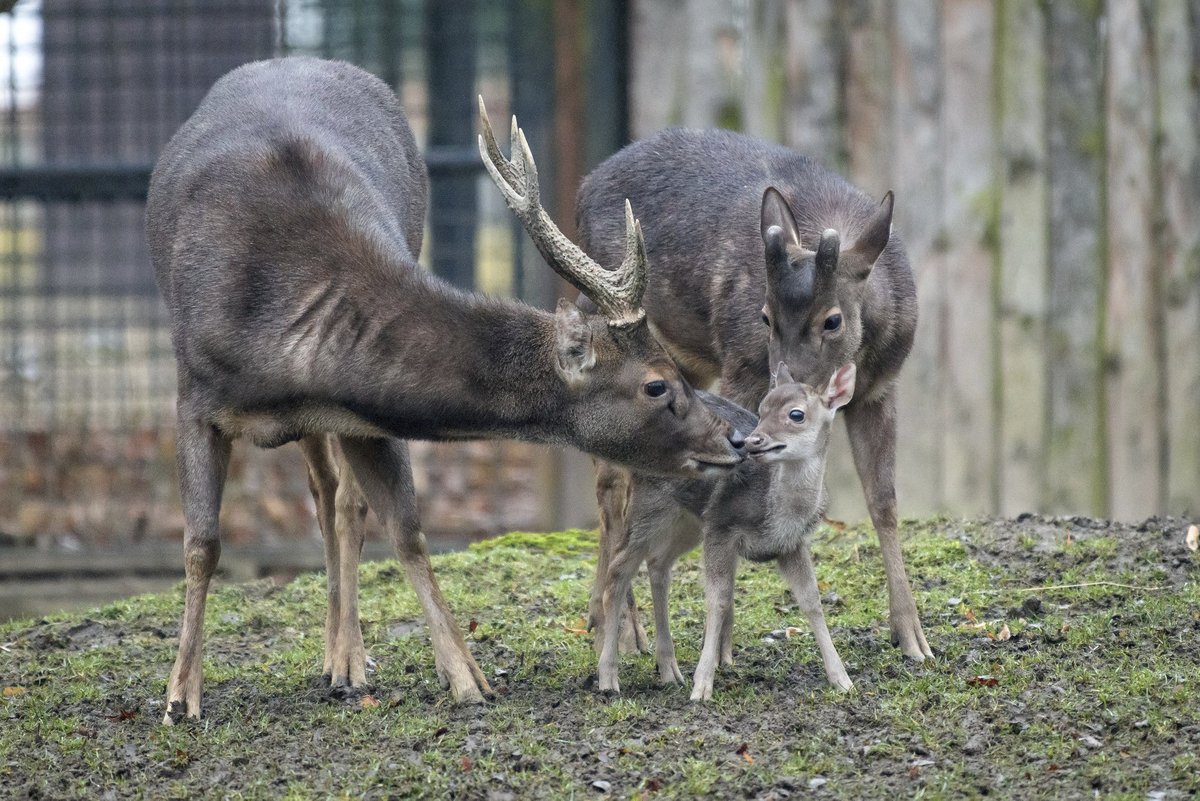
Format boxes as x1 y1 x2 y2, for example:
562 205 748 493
848 191 893 276
553 299 596 386
772 361 794 389
761 187 802 275
822 362 856 411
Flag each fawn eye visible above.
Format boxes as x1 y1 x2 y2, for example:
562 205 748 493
644 380 668 398
824 313 842 332
788 409 805 422
761 312 770 327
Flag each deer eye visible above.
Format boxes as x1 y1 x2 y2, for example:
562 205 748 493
761 312 770 327
823 313 842 332
788 409 805 422
644 380 668 398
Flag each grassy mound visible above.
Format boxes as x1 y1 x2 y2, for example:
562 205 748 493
1 516 1197 799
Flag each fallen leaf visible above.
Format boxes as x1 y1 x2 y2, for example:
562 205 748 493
824 517 847 531
741 752 754 765
360 695 380 709
468 618 479 634
564 626 589 636
2 686 25 697
908 766 920 779
174 749 190 765
460 756 473 772
963 608 978 623
1186 524 1198 552
817 580 831 592
643 778 663 792
967 675 999 687
995 623 1012 642
735 742 754 764
105 709 138 722
784 626 803 639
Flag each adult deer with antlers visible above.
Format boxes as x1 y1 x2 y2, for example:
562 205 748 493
147 57 743 722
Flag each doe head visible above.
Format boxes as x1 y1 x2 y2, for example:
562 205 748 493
758 187 893 387
745 362 856 464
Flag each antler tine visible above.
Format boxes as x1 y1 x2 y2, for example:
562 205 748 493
478 98 647 328
476 97 526 206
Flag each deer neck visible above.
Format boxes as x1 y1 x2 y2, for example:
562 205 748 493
764 450 828 524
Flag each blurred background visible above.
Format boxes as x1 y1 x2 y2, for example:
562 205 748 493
0 0 1196 620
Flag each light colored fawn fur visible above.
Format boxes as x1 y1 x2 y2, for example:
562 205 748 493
595 363 857 700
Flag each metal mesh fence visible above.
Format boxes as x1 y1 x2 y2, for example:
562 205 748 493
0 0 527 432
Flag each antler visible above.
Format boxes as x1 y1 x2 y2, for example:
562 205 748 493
477 96 647 328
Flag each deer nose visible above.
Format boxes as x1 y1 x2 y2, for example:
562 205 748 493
744 433 765 450
728 429 746 450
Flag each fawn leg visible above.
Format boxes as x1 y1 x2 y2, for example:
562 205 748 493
647 555 685 685
598 535 649 694
691 538 737 701
338 436 489 703
777 546 853 691
845 391 932 660
300 435 340 679
163 411 231 724
589 461 649 654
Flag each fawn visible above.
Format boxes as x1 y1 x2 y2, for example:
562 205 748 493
596 362 857 700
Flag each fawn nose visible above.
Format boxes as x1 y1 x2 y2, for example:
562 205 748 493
728 429 746 450
745 434 765 450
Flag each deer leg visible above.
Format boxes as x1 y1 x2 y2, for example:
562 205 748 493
338 436 489 703
845 392 932 660
691 538 737 702
300 435 341 679
597 535 650 694
163 412 231 724
327 457 370 687
777 546 853 691
647 555 684 685
589 461 649 655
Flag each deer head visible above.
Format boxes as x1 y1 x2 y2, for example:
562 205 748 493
758 187 893 387
744 362 856 463
479 99 745 475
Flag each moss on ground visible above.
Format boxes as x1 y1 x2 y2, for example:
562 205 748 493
0 515 1197 799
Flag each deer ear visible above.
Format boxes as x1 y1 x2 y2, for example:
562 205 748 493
773 361 794 388
553 299 596 386
822 362 856 411
849 191 893 276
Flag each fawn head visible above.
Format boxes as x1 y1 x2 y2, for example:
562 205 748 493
745 362 856 463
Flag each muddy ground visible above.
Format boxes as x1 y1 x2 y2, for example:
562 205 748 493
1 516 1197 800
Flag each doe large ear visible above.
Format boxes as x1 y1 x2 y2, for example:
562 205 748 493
760 187 802 272
822 362 856 411
849 191 894 276
553 299 596 386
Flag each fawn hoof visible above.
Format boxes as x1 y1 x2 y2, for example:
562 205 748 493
163 698 196 726
689 681 714 702
890 614 933 661
658 659 685 686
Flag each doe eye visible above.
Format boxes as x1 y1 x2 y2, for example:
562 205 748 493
824 313 842 332
644 380 668 398
788 409 805 422
761 313 770 326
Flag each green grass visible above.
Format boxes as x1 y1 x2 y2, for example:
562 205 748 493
1 517 1197 799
